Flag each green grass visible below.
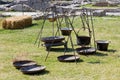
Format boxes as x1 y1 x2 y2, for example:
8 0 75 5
0 16 120 80
82 4 120 9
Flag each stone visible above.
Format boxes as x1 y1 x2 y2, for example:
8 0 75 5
9 4 35 12
93 10 106 17
0 5 6 11
13 0 51 11
32 14 42 20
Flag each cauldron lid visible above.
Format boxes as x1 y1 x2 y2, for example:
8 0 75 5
20 65 46 74
77 35 90 38
41 36 65 42
76 47 96 55
57 55 79 62
13 60 37 69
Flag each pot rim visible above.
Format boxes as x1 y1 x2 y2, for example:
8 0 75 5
41 36 65 43
61 27 72 31
96 40 109 43
77 35 91 38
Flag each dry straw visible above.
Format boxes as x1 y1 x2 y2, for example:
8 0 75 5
2 15 32 29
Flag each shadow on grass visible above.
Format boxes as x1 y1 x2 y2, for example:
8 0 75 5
93 52 108 56
25 23 38 28
106 49 117 53
88 61 101 64
96 49 117 53
23 70 50 76
76 52 108 57
77 59 84 63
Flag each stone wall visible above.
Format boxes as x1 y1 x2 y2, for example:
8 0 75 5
14 0 51 11
9 4 35 12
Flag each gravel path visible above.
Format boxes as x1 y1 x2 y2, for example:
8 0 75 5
2 12 43 16
1 11 120 17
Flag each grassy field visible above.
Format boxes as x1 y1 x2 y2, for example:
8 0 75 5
82 4 120 9
0 16 120 80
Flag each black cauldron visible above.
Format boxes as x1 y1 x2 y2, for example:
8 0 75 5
77 36 91 46
96 40 109 51
61 28 72 36
41 36 65 43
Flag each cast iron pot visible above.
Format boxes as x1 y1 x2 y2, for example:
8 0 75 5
48 14 57 22
61 28 72 36
77 36 91 46
96 40 109 51
48 18 56 22
41 36 65 44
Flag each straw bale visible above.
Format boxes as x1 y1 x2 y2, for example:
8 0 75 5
22 16 32 27
2 15 32 29
12 19 25 29
2 20 7 29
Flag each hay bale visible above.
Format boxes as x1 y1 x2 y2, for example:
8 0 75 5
2 20 7 29
22 16 32 27
2 19 13 29
2 15 32 29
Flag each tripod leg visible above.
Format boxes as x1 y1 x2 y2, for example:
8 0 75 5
45 21 60 61
90 10 96 50
64 36 70 55
37 19 46 47
52 21 55 36
67 17 77 36
71 15 75 24
34 18 46 46
56 19 61 36
69 35 77 64
45 47 50 61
